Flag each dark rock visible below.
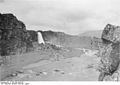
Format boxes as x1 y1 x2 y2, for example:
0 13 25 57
0 13 26 30
27 30 38 43
54 69 61 72
0 13 37 56
102 24 120 43
98 24 120 81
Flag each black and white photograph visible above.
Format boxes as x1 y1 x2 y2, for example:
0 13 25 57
0 0 120 83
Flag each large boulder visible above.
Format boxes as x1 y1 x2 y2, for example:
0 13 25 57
102 24 120 43
98 24 120 81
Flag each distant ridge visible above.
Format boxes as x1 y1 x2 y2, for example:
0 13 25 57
79 30 102 38
38 30 102 50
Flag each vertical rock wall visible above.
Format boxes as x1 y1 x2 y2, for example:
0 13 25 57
0 13 38 56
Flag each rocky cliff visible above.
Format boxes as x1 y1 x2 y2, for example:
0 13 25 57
0 13 39 80
98 24 120 81
0 13 38 56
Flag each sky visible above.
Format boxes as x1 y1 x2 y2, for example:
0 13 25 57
0 0 120 35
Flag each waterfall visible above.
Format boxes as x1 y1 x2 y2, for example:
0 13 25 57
37 32 44 44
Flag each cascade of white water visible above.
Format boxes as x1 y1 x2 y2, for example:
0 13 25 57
37 32 44 44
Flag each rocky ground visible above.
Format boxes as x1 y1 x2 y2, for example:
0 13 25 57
2 48 100 81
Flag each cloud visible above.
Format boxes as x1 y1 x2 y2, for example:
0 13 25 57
1 0 120 34
0 0 4 2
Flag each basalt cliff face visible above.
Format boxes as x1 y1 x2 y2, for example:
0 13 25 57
0 13 38 56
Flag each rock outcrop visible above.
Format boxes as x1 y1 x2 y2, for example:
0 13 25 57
98 24 120 81
27 30 38 43
102 24 120 43
0 13 38 56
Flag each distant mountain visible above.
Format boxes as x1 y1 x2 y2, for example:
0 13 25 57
79 30 103 38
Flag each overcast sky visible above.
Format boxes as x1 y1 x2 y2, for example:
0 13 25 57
0 0 120 34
